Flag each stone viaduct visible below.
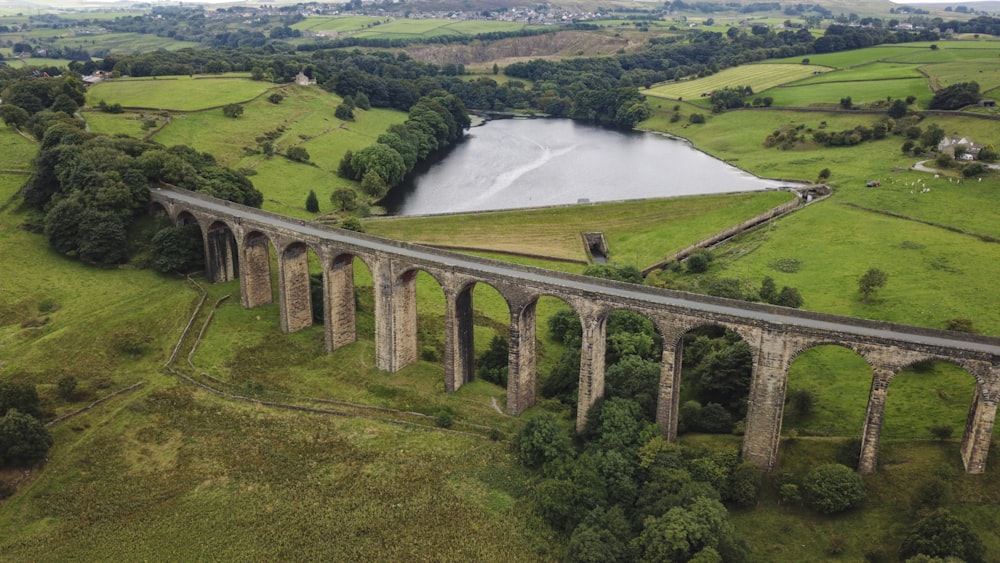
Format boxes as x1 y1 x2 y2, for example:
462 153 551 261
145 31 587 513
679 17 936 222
149 187 1000 474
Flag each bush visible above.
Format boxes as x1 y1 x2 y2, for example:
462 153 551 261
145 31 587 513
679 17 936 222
725 462 762 507
686 250 713 273
335 103 355 120
435 409 453 429
802 463 866 514
0 382 42 419
899 510 985 563
57 376 77 400
786 388 815 418
929 425 954 441
0 409 53 467
946 318 976 333
286 146 310 163
516 414 571 469
962 162 986 177
689 113 706 124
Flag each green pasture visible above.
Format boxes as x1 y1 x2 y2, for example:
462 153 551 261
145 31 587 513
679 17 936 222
772 45 923 67
292 15 385 34
53 32 199 54
765 77 932 107
352 18 529 39
86 75 274 111
364 191 794 266
644 63 827 100
151 84 406 215
81 110 166 138
2 57 71 69
920 60 1000 92
792 62 923 85
0 126 37 171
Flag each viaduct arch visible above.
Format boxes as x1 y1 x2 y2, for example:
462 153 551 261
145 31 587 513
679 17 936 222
150 188 1000 474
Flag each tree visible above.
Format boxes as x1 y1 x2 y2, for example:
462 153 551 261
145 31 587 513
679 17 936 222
305 189 319 212
516 414 571 469
222 103 244 118
330 187 358 211
929 82 981 110
150 224 204 274
802 463 866 514
818 167 831 180
268 93 284 104
476 334 509 386
921 124 945 150
0 382 43 419
57 376 77 400
686 250 713 273
286 146 310 163
633 497 747 563
900 510 986 563
335 103 355 120
839 96 853 109
858 268 888 303
888 98 908 119
0 409 53 467
774 286 804 308
0 104 30 128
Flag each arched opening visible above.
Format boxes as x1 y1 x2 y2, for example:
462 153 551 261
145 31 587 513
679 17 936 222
671 324 753 438
176 210 198 227
599 308 663 424
780 344 873 468
534 296 583 415
206 220 238 283
882 360 979 468
459 281 511 393
148 201 167 216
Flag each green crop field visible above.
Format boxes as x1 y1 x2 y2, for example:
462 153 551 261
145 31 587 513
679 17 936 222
644 63 829 100
86 75 275 111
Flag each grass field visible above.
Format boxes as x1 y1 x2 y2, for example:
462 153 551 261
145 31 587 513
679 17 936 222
353 19 530 39
365 191 795 265
791 62 924 84
1 57 72 69
81 110 166 138
292 15 386 34
53 32 199 54
644 63 828 100
150 84 406 217
765 77 932 107
86 75 275 111
0 126 37 171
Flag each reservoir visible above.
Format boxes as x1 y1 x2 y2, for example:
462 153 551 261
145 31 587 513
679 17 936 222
380 118 792 216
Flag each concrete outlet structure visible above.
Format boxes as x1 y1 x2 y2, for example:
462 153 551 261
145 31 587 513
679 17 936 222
151 187 1000 474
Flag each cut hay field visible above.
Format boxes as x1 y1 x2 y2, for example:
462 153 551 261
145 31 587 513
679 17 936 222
86 75 275 111
921 59 1000 93
644 63 828 100
792 62 923 84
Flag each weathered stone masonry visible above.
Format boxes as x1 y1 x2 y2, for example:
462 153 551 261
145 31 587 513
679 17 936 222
150 187 1000 474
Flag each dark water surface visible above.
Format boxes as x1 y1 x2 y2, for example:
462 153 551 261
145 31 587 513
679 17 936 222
380 118 792 216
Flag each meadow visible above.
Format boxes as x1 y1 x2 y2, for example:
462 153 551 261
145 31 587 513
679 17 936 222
643 63 827 101
52 32 199 54
86 75 275 111
352 19 532 40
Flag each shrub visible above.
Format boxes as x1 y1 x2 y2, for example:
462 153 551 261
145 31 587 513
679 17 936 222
929 425 954 441
435 409 453 429
686 250 713 273
725 462 762 507
899 510 985 563
286 146 310 163
335 103 355 120
689 113 706 124
786 388 815 418
962 162 986 177
515 414 571 469
0 409 53 467
57 376 77 400
0 382 42 419
802 463 866 514
946 318 976 333
912 479 951 513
